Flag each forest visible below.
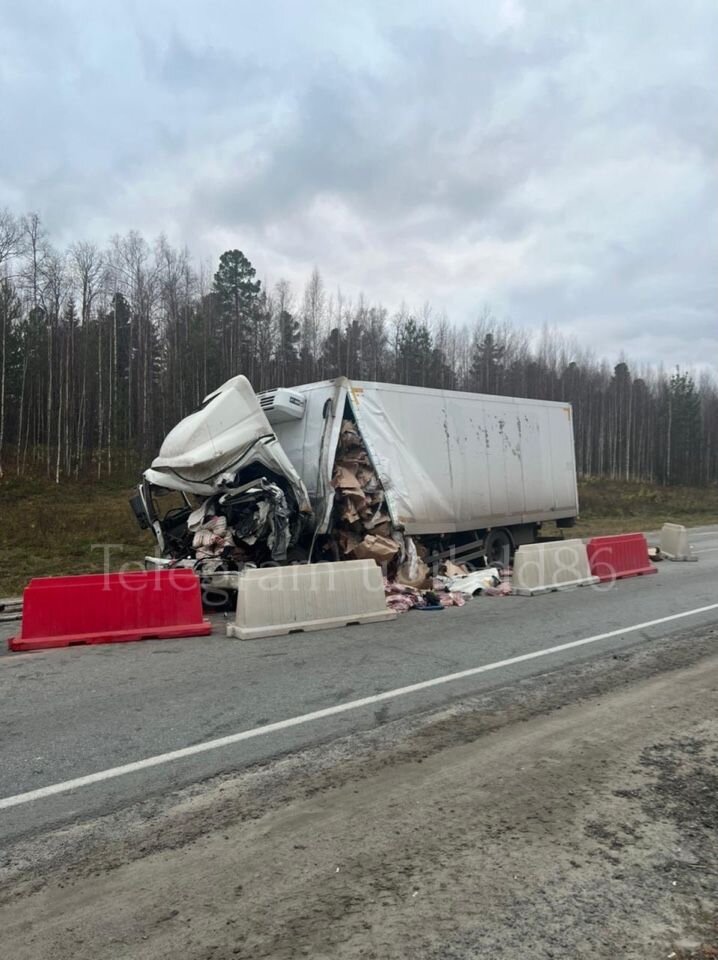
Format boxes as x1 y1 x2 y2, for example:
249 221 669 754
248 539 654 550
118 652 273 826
0 208 716 486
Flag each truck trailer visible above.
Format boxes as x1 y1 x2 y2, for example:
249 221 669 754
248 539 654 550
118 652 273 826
131 376 578 579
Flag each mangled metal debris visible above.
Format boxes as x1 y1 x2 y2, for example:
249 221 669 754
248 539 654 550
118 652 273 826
188 478 294 564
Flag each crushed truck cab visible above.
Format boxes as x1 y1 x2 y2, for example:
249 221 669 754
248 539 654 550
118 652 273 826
130 376 312 594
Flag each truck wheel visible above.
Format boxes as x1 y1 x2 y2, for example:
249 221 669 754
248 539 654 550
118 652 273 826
484 528 513 567
201 587 235 612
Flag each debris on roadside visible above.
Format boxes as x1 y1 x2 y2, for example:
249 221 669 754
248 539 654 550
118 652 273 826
439 567 502 596
395 536 432 589
432 564 514 599
482 580 513 597
416 591 446 611
433 585 467 607
384 578 469 614
384 581 421 614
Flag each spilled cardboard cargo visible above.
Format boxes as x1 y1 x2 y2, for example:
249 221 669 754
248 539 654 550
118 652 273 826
329 417 416 575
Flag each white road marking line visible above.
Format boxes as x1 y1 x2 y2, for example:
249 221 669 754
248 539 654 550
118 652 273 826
2 601 718 811
693 547 718 554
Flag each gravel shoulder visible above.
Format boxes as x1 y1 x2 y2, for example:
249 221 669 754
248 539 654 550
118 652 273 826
2 629 717 960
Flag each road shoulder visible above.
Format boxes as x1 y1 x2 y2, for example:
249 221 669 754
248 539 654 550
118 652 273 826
2 628 717 960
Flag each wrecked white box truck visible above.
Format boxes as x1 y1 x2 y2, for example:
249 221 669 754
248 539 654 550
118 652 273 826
132 376 579 590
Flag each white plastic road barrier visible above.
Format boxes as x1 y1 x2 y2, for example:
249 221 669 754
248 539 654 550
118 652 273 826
513 539 600 596
228 559 396 640
659 523 697 562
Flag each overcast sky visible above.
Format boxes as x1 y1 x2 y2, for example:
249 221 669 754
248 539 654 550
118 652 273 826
1 0 716 374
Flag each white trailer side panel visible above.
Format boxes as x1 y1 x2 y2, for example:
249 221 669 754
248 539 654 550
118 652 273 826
346 381 578 534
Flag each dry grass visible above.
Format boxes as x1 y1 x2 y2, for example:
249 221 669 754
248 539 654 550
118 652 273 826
0 473 151 597
1 474 717 596
568 478 718 539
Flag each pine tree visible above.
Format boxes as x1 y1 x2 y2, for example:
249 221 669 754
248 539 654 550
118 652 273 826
664 370 702 485
276 309 300 384
212 250 261 376
470 332 505 393
396 317 433 385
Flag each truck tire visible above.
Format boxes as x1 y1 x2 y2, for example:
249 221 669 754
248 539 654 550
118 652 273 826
484 528 513 566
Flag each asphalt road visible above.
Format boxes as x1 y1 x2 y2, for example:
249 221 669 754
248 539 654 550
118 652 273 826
1 525 717 843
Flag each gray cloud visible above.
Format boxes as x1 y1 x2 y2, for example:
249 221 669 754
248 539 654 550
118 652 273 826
0 0 716 374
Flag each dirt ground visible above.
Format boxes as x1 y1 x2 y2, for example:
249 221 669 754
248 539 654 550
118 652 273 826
1 635 717 960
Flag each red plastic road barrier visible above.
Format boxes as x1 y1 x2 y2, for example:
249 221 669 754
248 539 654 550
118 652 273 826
9 569 212 652
586 533 657 583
